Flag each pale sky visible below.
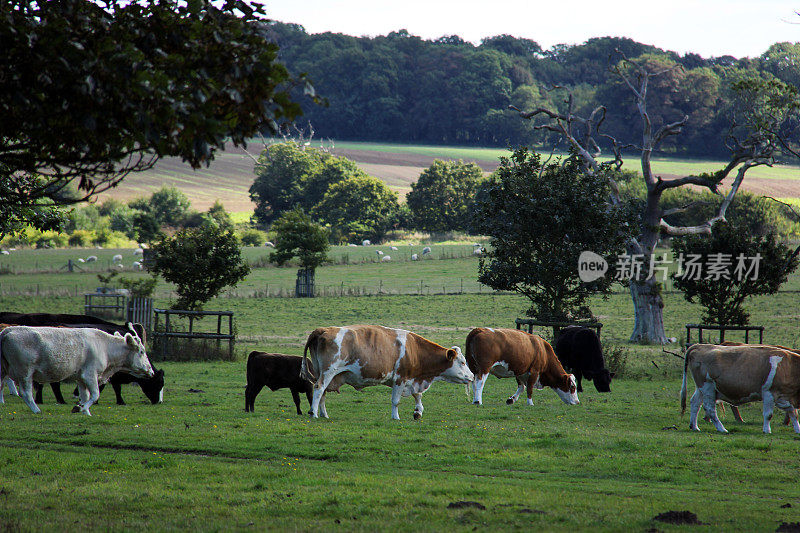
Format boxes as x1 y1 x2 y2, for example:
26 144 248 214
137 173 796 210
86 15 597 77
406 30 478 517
264 0 800 59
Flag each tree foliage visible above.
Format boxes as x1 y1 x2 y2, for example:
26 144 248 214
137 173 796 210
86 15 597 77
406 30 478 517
149 224 250 311
249 142 366 224
473 148 635 321
406 160 483 233
269 208 330 269
1 0 308 239
671 220 800 325
314 175 400 243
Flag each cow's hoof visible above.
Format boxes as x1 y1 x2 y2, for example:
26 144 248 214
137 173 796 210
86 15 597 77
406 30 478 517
472 401 481 405
71 405 81 413
413 411 421 420
506 398 514 405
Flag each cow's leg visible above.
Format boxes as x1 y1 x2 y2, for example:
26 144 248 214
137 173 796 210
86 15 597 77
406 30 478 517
472 373 488 405
525 373 540 406
701 381 727 433
412 392 424 420
18 379 41 414
310 371 337 418
785 407 800 434
4 377 19 398
305 389 313 415
390 383 403 420
79 379 101 416
575 371 584 393
34 382 43 404
106 382 120 405
689 388 703 431
291 388 303 415
244 383 262 412
761 390 776 434
318 392 328 419
731 405 744 422
507 377 525 405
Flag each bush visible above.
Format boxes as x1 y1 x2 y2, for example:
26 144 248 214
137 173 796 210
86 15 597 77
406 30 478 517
239 228 267 247
68 230 93 247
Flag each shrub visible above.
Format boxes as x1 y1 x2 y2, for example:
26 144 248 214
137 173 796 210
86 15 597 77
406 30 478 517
240 228 267 247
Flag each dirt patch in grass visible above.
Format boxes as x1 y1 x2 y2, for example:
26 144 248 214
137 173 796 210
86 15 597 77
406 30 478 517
653 510 704 525
447 501 486 510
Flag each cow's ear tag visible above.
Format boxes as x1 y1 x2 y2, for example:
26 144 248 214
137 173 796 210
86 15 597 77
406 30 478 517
446 349 456 361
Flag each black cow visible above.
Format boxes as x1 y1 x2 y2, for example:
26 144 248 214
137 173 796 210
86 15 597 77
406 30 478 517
0 312 163 405
245 352 313 415
553 326 612 393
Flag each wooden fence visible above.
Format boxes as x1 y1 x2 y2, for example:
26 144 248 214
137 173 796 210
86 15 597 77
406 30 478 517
515 318 603 339
685 324 764 345
151 308 234 360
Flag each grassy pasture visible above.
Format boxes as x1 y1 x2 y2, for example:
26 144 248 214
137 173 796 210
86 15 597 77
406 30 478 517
1 244 800 529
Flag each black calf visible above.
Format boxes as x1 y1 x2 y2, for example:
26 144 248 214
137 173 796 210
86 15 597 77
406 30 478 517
245 352 313 415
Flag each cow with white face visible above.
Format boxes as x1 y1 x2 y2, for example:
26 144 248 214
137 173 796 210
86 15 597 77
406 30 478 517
0 326 154 415
301 325 474 420
466 328 580 407
681 343 800 434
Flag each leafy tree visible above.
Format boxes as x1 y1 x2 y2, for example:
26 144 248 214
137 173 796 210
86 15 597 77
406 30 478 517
1 0 308 240
314 175 400 243
204 200 234 231
148 186 191 227
269 208 330 269
406 160 483 233
671 220 799 325
473 148 635 321
249 142 366 224
239 229 268 247
149 225 250 311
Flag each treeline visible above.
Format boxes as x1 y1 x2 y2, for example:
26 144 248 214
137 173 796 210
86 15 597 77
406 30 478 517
268 22 800 157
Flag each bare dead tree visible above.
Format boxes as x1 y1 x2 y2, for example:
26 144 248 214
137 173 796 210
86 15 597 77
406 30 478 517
510 50 777 343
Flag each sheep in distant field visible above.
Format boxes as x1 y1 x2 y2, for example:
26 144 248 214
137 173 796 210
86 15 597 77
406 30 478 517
77 258 85 263
381 255 391 262
362 240 371 246
473 248 483 256
264 241 274 247
133 248 144 256
422 247 431 255
411 254 419 261
86 256 98 262
0 250 9 256
132 261 143 270
115 263 124 269
390 246 398 251
376 250 384 256
112 254 123 263
348 243 358 247
472 243 482 248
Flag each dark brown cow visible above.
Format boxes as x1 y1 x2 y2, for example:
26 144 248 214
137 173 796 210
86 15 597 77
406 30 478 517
681 343 800 434
245 352 312 415
466 327 580 406
300 325 474 419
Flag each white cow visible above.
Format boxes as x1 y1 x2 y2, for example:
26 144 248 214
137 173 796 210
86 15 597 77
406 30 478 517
0 326 154 415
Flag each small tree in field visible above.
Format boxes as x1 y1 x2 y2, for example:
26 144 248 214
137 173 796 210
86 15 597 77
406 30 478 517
149 224 250 311
406 159 483 233
671 219 799 325
473 147 635 321
270 208 330 297
313 175 399 243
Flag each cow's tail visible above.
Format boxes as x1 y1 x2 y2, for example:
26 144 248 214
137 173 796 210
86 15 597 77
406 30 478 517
680 346 691 416
300 330 321 383
245 351 258 385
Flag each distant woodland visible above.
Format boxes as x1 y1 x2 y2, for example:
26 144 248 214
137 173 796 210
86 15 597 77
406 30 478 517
267 22 800 158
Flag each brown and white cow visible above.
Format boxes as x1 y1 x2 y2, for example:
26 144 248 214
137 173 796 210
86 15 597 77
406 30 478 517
681 343 800 434
300 325 474 420
466 328 580 406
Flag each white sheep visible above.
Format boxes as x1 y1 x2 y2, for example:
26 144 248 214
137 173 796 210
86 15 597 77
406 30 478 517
362 240 371 246
390 246 398 251
86 255 98 262
411 254 418 261
473 248 483 256
376 250 384 256
472 243 482 248
422 246 431 255
264 241 274 247
115 263 124 269
77 258 85 263
112 254 123 263
348 243 358 247
0 250 8 256
133 248 144 256
381 255 391 262
132 261 143 270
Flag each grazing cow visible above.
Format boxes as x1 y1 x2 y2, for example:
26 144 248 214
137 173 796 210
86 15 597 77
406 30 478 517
466 328 580 407
300 325 474 420
244 352 313 414
0 313 162 405
681 343 800 434
553 326 612 393
0 326 154 415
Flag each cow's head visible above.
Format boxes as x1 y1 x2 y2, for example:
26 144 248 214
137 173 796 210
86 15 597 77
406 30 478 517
439 346 474 384
125 333 155 379
592 368 613 392
140 368 165 404
553 374 580 405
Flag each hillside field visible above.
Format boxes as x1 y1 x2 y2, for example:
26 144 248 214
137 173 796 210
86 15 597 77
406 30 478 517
97 140 800 213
